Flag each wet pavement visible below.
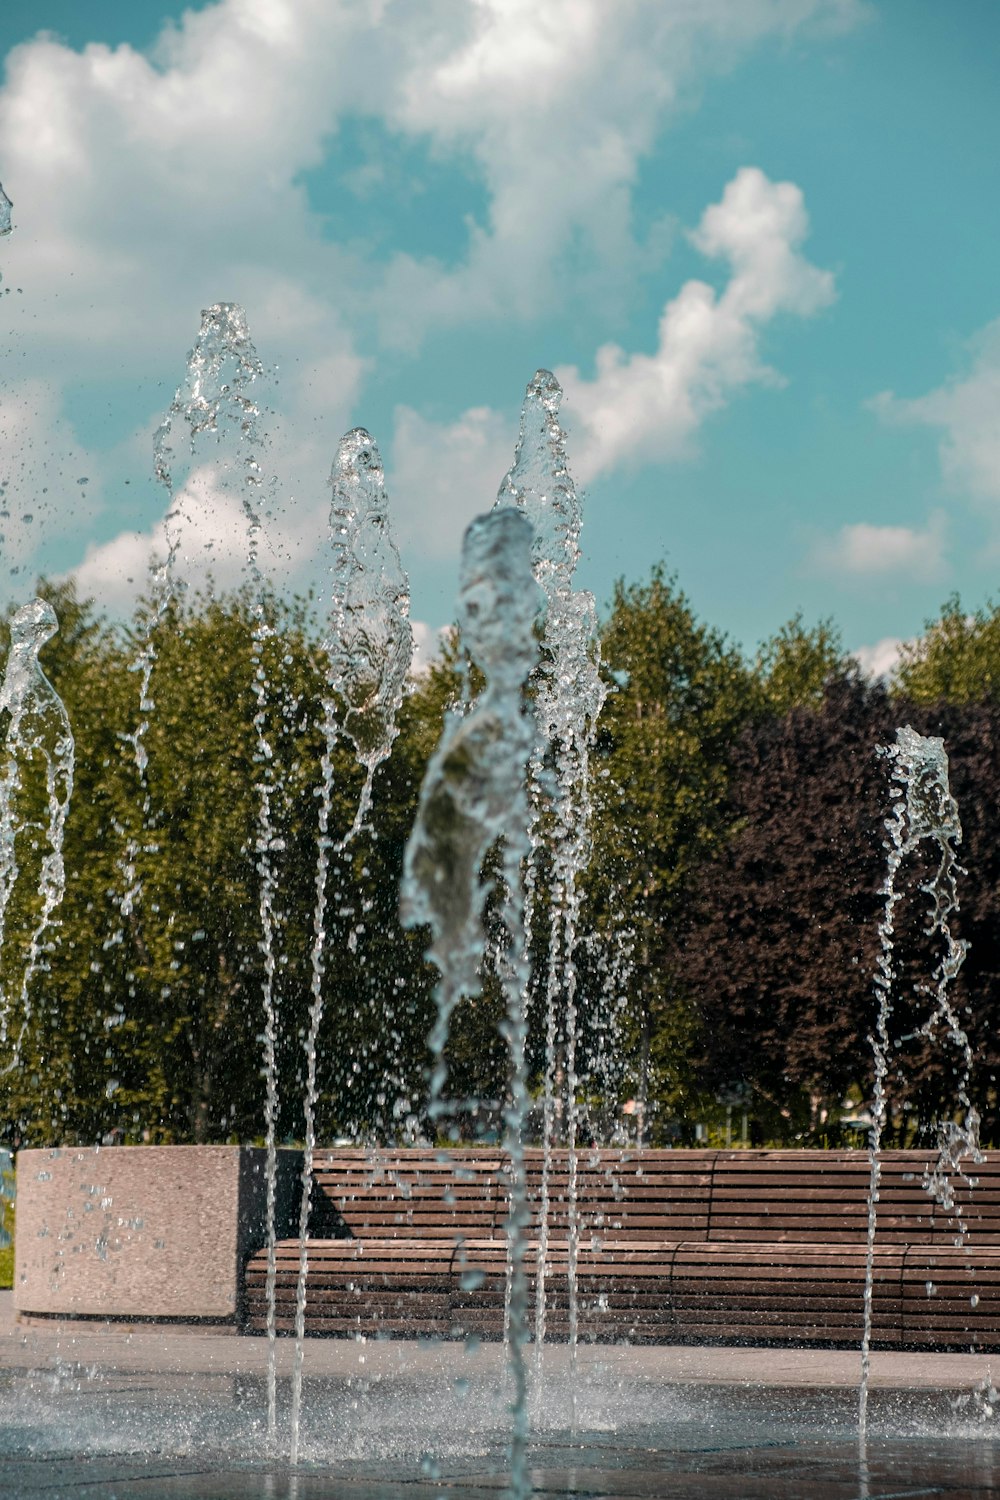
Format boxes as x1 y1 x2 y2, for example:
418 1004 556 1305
4 1295 1000 1497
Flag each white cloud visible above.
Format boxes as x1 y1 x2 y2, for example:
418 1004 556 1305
388 403 513 561
854 635 907 681
872 318 1000 514
0 0 861 369
384 166 834 572
71 463 332 615
72 529 163 614
809 514 946 581
557 167 835 481
0 0 864 605
409 619 446 675
379 0 862 342
0 4 365 383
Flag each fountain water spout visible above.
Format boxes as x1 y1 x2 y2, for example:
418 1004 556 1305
402 507 539 1500
289 427 412 1465
494 372 607 1415
0 599 75 1062
860 723 974 1443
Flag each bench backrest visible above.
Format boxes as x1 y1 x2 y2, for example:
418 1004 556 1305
309 1147 1000 1247
310 1148 504 1239
520 1149 714 1241
706 1150 961 1244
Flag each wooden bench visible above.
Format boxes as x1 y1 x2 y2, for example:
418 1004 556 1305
243 1147 1000 1348
244 1150 504 1337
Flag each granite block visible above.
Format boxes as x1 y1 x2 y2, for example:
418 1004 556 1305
13 1144 302 1323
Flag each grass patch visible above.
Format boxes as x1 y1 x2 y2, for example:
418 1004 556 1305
1 1159 12 1289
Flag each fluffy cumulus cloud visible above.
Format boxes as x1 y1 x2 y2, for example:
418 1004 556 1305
0 0 860 365
872 318 1000 516
410 619 447 674
384 165 836 572
379 0 861 340
557 168 835 481
0 5 358 375
0 0 862 600
388 403 514 559
71 464 332 613
810 514 947 582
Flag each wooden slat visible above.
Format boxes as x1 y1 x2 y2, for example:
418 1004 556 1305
240 1147 1000 1346
310 1148 505 1241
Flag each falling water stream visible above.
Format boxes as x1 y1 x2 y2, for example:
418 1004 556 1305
0 600 74 1061
144 304 292 1438
860 724 975 1445
289 428 412 1464
493 372 607 1423
402 508 539 1500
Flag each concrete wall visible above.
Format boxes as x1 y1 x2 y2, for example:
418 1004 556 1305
13 1145 302 1323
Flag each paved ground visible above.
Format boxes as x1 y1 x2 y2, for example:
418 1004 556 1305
5 1291 1000 1388
4 1294 1000 1496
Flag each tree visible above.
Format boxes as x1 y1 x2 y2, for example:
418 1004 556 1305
675 673 1000 1146
0 581 445 1147
753 614 852 715
896 596 1000 704
584 568 757 1136
675 672 897 1138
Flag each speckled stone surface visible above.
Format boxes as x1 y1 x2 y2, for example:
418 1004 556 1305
13 1146 301 1322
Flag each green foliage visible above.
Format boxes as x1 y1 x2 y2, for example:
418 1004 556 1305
586 568 757 1134
0 580 443 1147
1 556 998 1154
752 613 853 715
0 1153 12 1288
596 566 754 914
896 596 1000 704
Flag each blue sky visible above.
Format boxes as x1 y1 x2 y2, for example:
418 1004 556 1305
0 0 998 672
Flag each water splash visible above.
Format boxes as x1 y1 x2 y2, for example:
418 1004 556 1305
584 899 637 1144
402 508 539 1499
142 305 286 1437
326 428 413 840
289 428 412 1465
0 601 75 1058
494 371 607 1415
859 724 973 1442
0 183 11 237
119 304 265 922
909 740 980 1220
495 371 580 600
189 308 287 1447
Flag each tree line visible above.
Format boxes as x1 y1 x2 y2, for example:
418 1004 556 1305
1 574 998 1151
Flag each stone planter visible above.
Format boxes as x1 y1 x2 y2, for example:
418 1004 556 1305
13 1144 302 1325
